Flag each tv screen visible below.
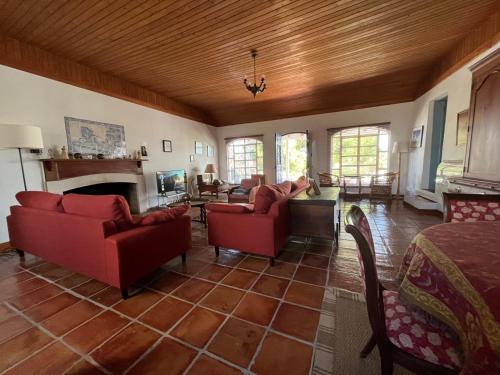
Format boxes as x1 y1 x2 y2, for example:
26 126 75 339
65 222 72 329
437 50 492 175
156 170 185 194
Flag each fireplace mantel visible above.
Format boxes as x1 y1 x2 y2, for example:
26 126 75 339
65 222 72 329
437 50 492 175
42 159 145 181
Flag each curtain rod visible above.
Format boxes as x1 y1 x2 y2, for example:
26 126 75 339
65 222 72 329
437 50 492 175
224 134 264 141
326 122 390 132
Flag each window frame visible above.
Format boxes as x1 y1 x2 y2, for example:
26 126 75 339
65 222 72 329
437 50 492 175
226 137 264 183
328 125 390 179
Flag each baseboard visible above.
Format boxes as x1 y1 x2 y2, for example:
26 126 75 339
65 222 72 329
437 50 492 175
0 242 12 252
402 202 443 218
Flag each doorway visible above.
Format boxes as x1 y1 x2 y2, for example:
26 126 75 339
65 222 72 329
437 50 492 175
276 132 310 182
428 97 447 191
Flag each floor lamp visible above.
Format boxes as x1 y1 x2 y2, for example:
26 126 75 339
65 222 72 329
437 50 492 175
392 141 409 198
0 124 44 191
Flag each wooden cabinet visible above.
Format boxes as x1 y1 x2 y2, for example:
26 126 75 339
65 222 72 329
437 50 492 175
463 50 500 182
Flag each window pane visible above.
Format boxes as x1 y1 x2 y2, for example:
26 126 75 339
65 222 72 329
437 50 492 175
378 152 388 169
342 166 358 175
360 166 376 175
379 133 389 151
342 137 358 148
359 146 377 155
342 147 357 156
360 136 377 146
359 155 376 165
342 156 358 165
245 144 256 152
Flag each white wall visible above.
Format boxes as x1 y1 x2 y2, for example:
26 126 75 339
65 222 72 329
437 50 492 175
216 103 415 190
0 65 217 242
407 43 499 194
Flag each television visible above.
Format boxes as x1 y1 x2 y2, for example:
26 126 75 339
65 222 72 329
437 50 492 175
156 169 186 194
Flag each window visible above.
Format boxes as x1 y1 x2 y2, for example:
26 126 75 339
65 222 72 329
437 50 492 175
226 137 264 183
329 126 389 179
281 133 308 181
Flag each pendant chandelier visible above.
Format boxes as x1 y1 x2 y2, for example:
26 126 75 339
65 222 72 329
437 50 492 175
243 49 266 98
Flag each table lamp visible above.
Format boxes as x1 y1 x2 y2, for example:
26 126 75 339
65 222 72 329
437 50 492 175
0 124 44 190
392 141 409 198
204 163 216 184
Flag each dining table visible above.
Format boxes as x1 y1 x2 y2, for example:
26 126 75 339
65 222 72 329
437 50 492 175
397 221 500 374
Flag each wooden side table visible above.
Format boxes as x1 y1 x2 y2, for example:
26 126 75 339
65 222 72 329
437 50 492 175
198 184 229 199
288 187 341 248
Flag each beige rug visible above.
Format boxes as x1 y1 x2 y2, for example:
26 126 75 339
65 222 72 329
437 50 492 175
313 288 413 375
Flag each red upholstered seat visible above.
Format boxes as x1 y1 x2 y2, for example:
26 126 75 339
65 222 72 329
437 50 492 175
383 290 463 370
448 200 500 222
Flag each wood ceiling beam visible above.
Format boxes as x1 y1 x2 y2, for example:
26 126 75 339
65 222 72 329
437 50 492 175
0 33 214 125
416 9 500 96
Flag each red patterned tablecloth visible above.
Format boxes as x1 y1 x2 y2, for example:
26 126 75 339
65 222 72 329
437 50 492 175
398 221 500 374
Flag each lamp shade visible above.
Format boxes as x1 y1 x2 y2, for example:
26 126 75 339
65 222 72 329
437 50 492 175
392 141 408 154
0 124 44 149
204 163 216 174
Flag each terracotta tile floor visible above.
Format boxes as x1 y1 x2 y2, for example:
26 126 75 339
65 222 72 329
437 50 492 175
0 199 440 374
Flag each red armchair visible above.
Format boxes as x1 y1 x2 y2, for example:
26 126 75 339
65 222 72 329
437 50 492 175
7 192 191 298
227 174 266 203
207 178 309 264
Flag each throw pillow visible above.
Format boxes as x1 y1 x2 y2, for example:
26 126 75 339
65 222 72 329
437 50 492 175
140 205 189 226
62 194 134 230
254 185 277 213
271 181 292 197
16 191 63 212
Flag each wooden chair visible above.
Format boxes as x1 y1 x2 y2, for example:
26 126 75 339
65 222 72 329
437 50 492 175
317 172 340 187
345 205 462 375
370 172 397 200
442 192 500 223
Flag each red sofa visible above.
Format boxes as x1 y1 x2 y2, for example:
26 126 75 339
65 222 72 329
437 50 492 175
206 178 309 264
228 174 266 203
7 191 191 298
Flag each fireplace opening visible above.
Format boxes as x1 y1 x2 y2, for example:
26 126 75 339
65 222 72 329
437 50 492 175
63 182 139 213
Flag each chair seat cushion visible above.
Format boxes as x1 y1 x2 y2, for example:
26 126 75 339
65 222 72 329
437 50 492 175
383 290 463 370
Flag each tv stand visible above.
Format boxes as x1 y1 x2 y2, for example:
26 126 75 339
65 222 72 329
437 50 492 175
157 191 187 208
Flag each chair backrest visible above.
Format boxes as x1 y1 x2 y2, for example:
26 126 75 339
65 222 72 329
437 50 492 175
345 205 387 345
251 174 266 185
370 172 397 187
317 172 340 187
442 192 500 223
197 174 206 186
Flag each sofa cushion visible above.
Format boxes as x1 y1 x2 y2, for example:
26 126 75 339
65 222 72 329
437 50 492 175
254 185 278 214
206 203 254 214
62 194 134 230
16 191 64 212
139 205 189 226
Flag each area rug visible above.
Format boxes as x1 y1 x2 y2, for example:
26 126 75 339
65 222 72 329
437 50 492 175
313 287 413 375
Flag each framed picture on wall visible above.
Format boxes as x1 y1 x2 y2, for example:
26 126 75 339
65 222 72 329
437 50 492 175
207 145 214 157
195 141 203 155
410 126 424 148
456 109 469 146
162 140 172 152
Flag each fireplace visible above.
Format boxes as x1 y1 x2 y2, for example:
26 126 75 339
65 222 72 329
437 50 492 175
63 182 139 213
42 159 148 213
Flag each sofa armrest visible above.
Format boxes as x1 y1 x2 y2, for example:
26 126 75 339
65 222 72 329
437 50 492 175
104 215 191 288
207 211 278 256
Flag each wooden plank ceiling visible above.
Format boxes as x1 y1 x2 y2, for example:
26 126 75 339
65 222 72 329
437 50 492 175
0 0 498 126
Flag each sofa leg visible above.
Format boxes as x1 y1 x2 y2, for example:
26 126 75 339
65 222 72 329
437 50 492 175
269 257 275 267
15 249 25 258
181 253 187 264
215 246 220 257
121 288 129 299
